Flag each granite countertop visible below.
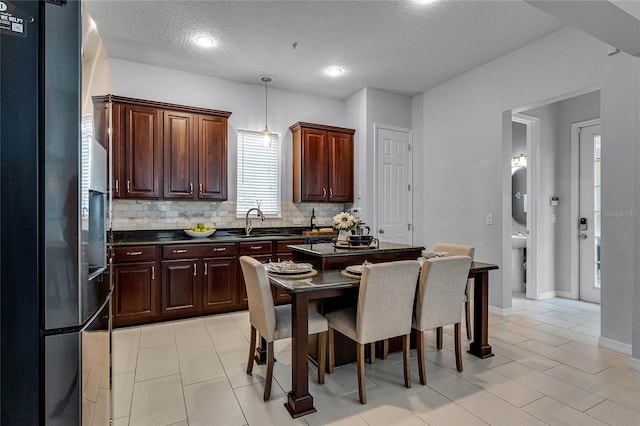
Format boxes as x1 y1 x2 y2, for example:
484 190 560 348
289 242 425 257
110 227 335 246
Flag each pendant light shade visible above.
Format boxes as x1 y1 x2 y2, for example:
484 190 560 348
260 76 273 147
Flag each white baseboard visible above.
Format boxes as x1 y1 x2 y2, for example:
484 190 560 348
630 358 640 372
598 336 632 356
539 291 557 300
489 305 513 317
555 291 573 299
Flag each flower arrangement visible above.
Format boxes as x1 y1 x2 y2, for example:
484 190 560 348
333 212 359 232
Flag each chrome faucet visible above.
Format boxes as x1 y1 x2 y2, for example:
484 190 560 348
245 207 265 236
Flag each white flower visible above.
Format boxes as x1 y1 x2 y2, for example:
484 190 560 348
333 212 359 231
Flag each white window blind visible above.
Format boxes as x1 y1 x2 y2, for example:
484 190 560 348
236 130 280 216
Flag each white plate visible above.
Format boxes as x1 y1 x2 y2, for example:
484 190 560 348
345 264 364 275
184 229 216 238
268 262 313 274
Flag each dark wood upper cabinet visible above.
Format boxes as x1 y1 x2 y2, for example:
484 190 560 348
92 95 231 201
290 122 355 203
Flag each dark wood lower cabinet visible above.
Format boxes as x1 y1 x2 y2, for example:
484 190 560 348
161 260 200 315
113 261 158 324
202 257 236 312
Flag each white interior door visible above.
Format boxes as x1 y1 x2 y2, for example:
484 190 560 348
375 125 412 244
579 124 601 304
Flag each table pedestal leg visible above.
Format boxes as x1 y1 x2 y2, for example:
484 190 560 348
284 292 316 418
468 271 494 359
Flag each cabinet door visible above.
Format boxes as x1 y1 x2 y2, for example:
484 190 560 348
301 128 329 201
202 257 236 312
124 105 162 198
328 131 354 202
237 254 272 304
161 260 200 314
92 101 109 150
198 115 227 200
112 103 125 199
164 111 196 199
113 262 157 323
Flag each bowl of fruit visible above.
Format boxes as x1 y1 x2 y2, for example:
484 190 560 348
184 223 216 238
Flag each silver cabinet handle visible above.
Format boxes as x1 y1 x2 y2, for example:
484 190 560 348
250 246 263 250
199 183 203 195
213 248 226 252
126 180 131 193
322 188 327 198
378 228 385 234
173 249 187 254
329 188 333 199
126 251 142 256
115 179 119 192
193 262 197 276
204 263 208 276
151 266 155 280
189 183 193 195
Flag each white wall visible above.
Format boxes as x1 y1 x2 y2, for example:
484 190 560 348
412 27 639 353
345 88 367 217
109 59 347 202
82 43 111 116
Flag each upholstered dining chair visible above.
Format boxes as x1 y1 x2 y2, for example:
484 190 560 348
239 256 328 401
414 255 472 385
433 243 475 342
326 260 421 404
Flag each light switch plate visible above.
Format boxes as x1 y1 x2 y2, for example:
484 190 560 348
485 213 493 225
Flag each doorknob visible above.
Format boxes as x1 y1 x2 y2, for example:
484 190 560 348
378 228 385 234
580 234 588 239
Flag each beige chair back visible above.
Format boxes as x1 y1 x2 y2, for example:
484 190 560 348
414 255 472 330
239 256 277 342
356 260 421 343
433 243 474 259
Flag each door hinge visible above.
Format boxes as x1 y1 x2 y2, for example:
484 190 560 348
408 223 411 231
408 183 411 191
408 144 412 151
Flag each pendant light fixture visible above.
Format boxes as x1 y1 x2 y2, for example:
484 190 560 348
260 76 273 147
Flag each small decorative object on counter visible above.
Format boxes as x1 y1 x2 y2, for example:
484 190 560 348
333 211 359 241
311 208 317 230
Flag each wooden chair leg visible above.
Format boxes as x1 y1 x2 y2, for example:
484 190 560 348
357 343 367 404
317 331 327 384
328 328 335 374
465 301 472 340
369 342 376 364
246 325 256 375
263 341 274 401
436 326 443 350
403 334 411 388
382 339 389 360
416 329 426 385
454 323 463 372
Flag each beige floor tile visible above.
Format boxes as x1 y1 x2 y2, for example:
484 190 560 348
178 346 226 385
135 344 180 382
493 361 605 411
490 327 530 345
535 300 584 315
516 339 609 374
202 314 238 330
171 318 204 329
569 324 600 337
303 381 367 426
218 348 266 388
399 388 488 425
533 323 599 346
139 324 176 348
113 341 138 374
344 386 427 425
512 304 552 315
174 323 213 352
513 310 579 328
545 364 640 412
207 325 249 354
585 400 640 426
595 365 640 391
522 396 607 425
423 369 485 404
113 327 141 347
557 341 631 368
502 314 543 328
183 377 246 426
322 362 378 397
113 371 135 419
129 375 186 426
458 392 547 426
112 416 129 426
168 422 188 426
490 340 560 371
233 382 306 426
496 321 570 346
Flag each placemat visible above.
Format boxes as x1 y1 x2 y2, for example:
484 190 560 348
341 270 363 280
268 269 318 279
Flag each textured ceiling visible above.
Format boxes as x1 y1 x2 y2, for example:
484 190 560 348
85 0 566 100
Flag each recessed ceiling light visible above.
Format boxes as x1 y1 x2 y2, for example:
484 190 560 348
325 66 344 77
414 0 440 4
194 35 216 49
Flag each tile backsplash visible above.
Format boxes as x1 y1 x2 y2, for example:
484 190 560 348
111 200 347 231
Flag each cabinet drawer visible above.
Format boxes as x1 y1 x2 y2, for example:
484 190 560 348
239 241 272 255
163 243 237 259
275 239 305 253
113 246 157 263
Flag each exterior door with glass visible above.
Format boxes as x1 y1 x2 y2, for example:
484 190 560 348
578 123 601 304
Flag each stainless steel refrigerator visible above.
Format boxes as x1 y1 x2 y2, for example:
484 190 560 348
1 0 112 424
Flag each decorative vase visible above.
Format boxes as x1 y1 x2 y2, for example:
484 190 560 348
337 229 352 242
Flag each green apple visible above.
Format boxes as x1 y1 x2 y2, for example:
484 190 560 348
197 223 205 229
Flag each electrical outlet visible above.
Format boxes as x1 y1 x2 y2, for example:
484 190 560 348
485 213 493 225
293 218 301 225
